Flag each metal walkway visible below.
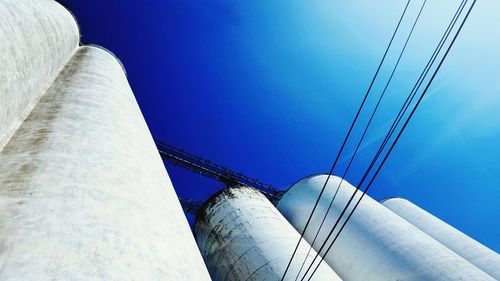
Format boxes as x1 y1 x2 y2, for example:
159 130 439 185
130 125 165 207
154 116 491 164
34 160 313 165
156 141 284 211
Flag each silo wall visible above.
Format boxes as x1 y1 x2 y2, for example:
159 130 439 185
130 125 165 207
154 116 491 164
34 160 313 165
0 46 211 280
195 186 342 281
0 0 79 151
382 197 500 279
277 174 495 281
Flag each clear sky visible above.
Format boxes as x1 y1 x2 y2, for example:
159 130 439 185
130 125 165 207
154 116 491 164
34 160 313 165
60 0 499 251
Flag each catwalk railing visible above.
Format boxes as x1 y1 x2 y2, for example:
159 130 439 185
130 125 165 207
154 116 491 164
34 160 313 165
156 141 284 207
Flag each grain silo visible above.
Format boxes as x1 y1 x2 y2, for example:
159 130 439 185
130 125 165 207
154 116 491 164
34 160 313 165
195 186 343 281
2 0 498 280
382 197 500 279
0 0 211 279
277 174 495 281
0 0 79 151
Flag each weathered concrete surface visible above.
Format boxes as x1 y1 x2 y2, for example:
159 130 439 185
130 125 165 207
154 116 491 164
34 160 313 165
382 197 500 280
0 46 211 281
277 175 495 281
0 0 79 151
195 186 342 281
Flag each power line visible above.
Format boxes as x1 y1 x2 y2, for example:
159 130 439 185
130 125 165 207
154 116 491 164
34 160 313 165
373 0 468 168
302 1 475 280
279 2 411 280
293 1 427 280
301 1 470 279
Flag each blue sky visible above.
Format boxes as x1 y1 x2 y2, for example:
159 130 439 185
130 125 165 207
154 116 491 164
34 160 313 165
61 0 499 251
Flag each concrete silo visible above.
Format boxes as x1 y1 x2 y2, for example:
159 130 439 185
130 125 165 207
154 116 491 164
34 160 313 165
0 0 79 151
277 174 495 281
382 197 500 279
0 1 211 279
195 186 342 281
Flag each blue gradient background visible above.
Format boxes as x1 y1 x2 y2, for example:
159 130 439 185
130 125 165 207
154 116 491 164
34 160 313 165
60 0 499 251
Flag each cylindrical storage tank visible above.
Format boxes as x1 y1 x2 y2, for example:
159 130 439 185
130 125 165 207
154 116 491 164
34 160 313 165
277 175 495 281
0 46 211 280
381 197 500 279
195 186 342 281
0 0 79 151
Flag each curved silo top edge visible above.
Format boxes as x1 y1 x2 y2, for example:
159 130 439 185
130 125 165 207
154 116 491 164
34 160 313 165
379 196 407 204
84 44 127 77
52 0 81 43
287 173 330 190
279 173 344 204
193 185 265 237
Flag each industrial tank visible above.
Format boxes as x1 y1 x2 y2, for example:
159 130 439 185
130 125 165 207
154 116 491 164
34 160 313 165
382 197 500 279
195 186 342 281
277 174 495 281
0 0 79 150
0 46 211 280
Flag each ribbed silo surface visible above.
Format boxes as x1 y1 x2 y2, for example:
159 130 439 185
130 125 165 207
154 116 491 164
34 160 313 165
195 186 342 281
277 174 495 281
382 197 500 279
0 0 79 151
0 46 211 280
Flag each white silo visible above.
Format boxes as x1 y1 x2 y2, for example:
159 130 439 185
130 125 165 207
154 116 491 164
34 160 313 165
0 0 79 150
277 174 495 281
381 197 500 279
0 44 211 279
195 186 343 281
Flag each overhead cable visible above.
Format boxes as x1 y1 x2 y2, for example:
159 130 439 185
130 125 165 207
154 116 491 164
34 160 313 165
278 2 412 280
302 1 475 280
293 1 427 280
